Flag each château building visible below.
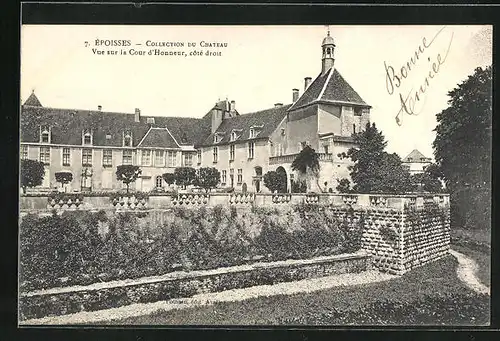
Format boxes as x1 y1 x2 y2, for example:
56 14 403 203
20 30 371 193
402 149 433 175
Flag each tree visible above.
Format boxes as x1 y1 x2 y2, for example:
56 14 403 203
173 167 197 190
116 165 141 193
194 167 220 192
410 164 444 193
20 159 45 194
339 123 412 194
162 173 176 187
336 178 352 193
291 145 322 192
433 66 492 230
54 171 73 192
263 170 286 193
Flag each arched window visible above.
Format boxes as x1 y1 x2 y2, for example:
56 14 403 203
155 175 163 188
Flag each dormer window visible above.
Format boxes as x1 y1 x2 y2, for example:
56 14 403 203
123 130 133 147
39 126 51 143
281 128 286 136
106 134 112 140
82 129 93 146
146 117 155 124
214 132 224 144
230 131 237 142
249 125 263 139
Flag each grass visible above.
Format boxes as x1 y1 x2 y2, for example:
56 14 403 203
451 226 491 288
100 255 490 326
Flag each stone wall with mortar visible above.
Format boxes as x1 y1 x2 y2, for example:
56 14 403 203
19 193 450 276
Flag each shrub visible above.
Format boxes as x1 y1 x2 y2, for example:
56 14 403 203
19 205 364 292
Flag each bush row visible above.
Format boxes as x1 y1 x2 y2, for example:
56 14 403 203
19 204 363 292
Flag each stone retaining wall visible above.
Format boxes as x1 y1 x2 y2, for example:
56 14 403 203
19 252 370 321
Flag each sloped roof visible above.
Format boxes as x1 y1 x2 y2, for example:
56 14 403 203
23 92 42 107
137 128 180 148
402 149 431 163
199 104 292 147
289 68 369 111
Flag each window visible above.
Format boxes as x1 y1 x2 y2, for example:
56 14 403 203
237 169 243 184
248 141 255 159
214 134 222 144
221 170 227 184
155 175 163 188
106 134 112 140
408 158 413 162
155 150 164 167
41 131 49 143
229 144 235 161
82 149 92 166
270 142 274 156
281 128 286 136
249 129 255 138
83 133 92 145
147 117 155 124
353 124 356 134
354 107 362 116
278 143 283 156
230 131 236 141
124 133 132 147
123 150 133 165
103 149 112 167
39 146 50 164
197 149 202 164
213 147 218 163
167 151 177 167
21 145 28 160
142 150 151 166
184 152 193 167
63 148 71 166
230 168 234 186
323 145 329 154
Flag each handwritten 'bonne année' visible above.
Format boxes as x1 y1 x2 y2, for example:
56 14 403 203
384 26 454 126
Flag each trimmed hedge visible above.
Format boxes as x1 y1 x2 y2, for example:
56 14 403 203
19 204 363 292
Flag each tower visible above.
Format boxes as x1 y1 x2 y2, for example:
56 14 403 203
321 28 336 75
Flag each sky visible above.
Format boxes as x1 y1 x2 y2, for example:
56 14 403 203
20 25 492 159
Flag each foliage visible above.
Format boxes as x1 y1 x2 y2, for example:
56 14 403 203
116 165 142 193
291 146 321 192
336 178 352 193
173 167 197 189
291 180 307 193
54 171 73 191
20 159 45 194
263 170 287 193
339 123 412 194
19 205 363 292
162 172 176 186
410 166 444 193
433 66 492 230
194 167 220 192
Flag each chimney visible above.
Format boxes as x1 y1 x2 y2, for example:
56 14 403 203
292 88 300 102
230 100 236 112
97 105 102 111
304 77 312 91
134 108 141 123
274 103 283 108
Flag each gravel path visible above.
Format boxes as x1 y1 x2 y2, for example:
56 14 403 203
449 249 490 296
21 270 396 325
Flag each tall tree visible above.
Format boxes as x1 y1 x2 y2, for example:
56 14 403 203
20 159 45 194
116 165 142 193
291 145 322 192
339 123 412 194
162 173 176 187
410 163 444 193
433 66 492 230
174 167 197 190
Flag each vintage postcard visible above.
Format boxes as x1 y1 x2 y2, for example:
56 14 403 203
19 24 492 326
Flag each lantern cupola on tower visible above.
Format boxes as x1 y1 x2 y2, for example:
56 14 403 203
321 27 336 75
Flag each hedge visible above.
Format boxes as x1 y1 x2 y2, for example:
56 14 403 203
19 204 363 292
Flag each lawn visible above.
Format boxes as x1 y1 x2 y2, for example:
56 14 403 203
101 255 490 326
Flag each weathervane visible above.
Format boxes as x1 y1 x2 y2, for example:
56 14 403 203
326 25 330 36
